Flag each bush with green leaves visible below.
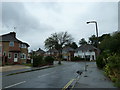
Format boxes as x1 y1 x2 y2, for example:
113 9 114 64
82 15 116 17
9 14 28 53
104 54 120 76
96 50 111 69
96 31 120 87
33 55 44 67
44 56 54 64
104 54 120 87
96 54 106 69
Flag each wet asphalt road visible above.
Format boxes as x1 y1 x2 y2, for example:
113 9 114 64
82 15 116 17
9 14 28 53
2 61 115 89
2 61 85 88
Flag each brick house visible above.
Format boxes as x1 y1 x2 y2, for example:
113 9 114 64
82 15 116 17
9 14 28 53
45 48 59 58
62 46 75 61
35 48 45 56
0 32 29 65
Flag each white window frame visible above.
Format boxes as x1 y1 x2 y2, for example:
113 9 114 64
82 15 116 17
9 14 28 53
20 44 26 48
8 53 12 59
3 51 6 56
9 41 14 47
21 53 26 59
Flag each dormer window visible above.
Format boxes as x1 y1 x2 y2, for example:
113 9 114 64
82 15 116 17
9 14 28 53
9 42 14 47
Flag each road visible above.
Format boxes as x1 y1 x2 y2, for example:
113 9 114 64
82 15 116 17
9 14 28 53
2 61 115 89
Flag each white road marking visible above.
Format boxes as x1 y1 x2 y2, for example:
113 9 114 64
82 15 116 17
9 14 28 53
38 71 55 78
4 81 26 88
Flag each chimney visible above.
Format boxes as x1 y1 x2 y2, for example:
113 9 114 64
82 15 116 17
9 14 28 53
10 32 16 37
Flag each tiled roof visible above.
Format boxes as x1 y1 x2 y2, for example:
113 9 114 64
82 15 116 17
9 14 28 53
47 48 58 53
62 46 74 52
0 32 29 47
76 44 98 52
36 48 45 53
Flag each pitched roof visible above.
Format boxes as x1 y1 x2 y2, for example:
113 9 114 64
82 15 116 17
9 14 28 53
62 46 74 52
36 48 45 54
47 48 58 53
0 32 29 47
76 44 97 52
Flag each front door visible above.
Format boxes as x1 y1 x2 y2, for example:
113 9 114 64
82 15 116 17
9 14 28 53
14 53 18 62
92 55 94 60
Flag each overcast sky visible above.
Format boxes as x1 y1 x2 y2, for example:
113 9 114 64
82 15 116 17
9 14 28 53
1 1 118 51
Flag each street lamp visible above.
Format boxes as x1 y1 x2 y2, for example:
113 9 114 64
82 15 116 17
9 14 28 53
87 21 99 48
84 51 87 71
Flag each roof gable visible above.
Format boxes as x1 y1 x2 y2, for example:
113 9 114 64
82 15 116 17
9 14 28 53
76 44 97 51
47 48 58 53
62 46 74 52
0 32 29 47
36 48 45 53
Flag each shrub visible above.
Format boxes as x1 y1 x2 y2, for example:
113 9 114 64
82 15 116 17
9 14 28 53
96 54 106 69
44 56 54 65
107 54 120 69
104 54 120 87
114 81 120 88
33 55 43 67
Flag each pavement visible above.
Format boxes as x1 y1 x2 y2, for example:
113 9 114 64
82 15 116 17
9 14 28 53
73 62 116 88
1 61 116 89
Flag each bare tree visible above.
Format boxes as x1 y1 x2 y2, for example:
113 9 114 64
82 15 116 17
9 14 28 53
44 31 73 64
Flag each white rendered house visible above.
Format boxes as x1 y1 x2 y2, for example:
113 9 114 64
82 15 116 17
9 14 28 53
74 44 99 61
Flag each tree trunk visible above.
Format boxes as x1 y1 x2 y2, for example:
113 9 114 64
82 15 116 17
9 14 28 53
58 49 62 64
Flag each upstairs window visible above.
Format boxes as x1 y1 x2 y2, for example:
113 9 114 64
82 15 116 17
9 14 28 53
20 44 26 48
9 42 14 47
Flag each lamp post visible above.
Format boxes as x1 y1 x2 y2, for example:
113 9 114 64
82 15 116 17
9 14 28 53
86 21 99 48
84 51 87 71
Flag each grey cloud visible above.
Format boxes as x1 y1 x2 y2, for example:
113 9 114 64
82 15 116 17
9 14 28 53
1 2 118 51
39 2 62 13
2 2 55 51
2 2 53 34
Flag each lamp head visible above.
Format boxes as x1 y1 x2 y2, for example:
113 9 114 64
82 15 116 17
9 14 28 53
86 22 90 24
87 21 97 24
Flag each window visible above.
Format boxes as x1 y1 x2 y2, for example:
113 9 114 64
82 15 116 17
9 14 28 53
20 44 26 48
20 53 26 59
9 42 14 46
92 55 94 60
3 51 6 56
8 53 11 59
